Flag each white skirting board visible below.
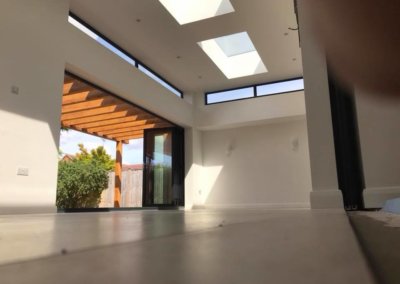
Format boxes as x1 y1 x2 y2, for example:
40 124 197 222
192 203 310 210
310 189 344 209
363 186 400 209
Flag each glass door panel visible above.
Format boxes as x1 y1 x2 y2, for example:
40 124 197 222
143 128 174 206
143 127 184 207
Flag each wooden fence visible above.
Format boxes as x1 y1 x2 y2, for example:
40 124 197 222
99 169 143 208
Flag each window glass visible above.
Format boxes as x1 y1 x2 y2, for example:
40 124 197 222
138 65 182 97
207 87 254 104
256 79 304 97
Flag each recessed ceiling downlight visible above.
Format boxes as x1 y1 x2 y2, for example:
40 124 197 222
198 32 268 79
159 0 235 25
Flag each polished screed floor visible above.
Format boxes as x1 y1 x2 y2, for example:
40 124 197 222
0 209 375 284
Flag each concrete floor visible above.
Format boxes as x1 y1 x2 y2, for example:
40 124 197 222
349 211 400 284
0 209 376 284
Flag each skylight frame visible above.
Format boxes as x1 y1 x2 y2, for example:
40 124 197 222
198 32 268 79
158 0 235 25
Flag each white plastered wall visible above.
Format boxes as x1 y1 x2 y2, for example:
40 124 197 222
0 0 69 214
355 93 400 208
189 89 312 209
199 119 311 209
195 90 307 131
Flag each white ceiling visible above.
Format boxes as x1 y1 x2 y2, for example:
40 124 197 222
70 0 302 94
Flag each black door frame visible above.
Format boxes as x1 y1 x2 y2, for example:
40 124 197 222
142 127 185 208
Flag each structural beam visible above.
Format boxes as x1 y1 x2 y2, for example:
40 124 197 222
86 119 159 133
62 89 100 105
99 123 171 136
117 134 145 142
61 104 129 121
74 113 153 129
62 110 132 126
62 97 119 113
63 82 74 95
109 130 144 139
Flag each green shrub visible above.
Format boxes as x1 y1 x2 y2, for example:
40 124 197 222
56 160 109 209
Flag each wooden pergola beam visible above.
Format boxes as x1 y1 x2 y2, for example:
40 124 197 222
61 104 129 121
117 134 144 142
73 113 153 129
62 110 132 126
63 82 74 95
86 119 159 133
99 125 155 136
62 89 100 105
62 97 121 114
107 130 144 139
99 123 171 136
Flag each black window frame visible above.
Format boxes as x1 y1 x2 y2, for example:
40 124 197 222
205 77 304 105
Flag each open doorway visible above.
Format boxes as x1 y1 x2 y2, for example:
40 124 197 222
57 72 184 210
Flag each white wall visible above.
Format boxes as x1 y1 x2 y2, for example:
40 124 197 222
184 127 203 209
195 90 306 130
198 119 311 209
355 93 400 207
0 0 69 213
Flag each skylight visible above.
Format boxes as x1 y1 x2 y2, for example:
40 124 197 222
198 32 267 79
159 0 235 25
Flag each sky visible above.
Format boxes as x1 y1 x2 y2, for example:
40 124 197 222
59 129 143 165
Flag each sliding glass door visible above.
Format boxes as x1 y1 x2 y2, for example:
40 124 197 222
143 127 184 207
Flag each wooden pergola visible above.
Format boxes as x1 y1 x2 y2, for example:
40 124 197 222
61 74 173 207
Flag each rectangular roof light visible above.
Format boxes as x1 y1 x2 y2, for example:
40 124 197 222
159 0 235 25
198 32 267 79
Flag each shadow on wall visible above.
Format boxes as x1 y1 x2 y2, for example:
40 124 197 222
0 0 68 152
0 51 65 156
0 107 62 152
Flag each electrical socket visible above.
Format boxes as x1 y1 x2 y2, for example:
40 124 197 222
17 167 29 176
